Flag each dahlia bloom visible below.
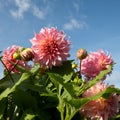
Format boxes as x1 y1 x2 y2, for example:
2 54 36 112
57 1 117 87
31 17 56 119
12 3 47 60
2 45 28 73
30 27 71 68
80 82 118 120
81 50 113 79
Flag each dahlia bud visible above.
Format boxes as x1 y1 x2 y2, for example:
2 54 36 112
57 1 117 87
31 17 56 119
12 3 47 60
74 76 82 85
20 48 34 61
72 63 77 69
13 52 21 60
77 48 87 60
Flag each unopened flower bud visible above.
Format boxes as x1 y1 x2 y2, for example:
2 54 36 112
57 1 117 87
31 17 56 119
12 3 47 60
77 48 87 60
72 63 77 69
13 52 21 60
20 48 34 61
74 76 82 85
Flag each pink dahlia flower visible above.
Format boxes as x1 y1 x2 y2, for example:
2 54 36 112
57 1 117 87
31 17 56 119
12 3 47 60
30 27 71 68
81 50 113 79
80 82 118 120
2 45 28 73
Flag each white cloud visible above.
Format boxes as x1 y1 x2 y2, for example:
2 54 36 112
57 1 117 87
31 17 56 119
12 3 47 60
10 0 30 19
31 0 53 20
32 5 45 20
63 18 87 30
73 2 79 12
9 0 52 20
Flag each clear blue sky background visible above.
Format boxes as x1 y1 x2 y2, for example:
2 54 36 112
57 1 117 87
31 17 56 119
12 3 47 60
0 0 120 88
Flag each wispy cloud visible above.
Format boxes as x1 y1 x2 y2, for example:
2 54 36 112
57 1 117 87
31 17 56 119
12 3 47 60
10 0 30 19
32 5 45 19
73 2 80 12
63 18 87 30
9 0 52 20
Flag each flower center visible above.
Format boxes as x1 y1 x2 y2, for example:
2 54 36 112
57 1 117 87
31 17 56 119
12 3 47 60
45 41 59 54
98 97 106 109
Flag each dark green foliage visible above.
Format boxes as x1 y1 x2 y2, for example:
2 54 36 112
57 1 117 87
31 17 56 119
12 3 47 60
0 61 119 120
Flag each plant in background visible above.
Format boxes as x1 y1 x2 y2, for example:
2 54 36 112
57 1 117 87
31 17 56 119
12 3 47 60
0 27 120 120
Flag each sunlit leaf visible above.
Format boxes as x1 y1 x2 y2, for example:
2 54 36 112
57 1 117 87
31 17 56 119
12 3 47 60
79 65 113 95
20 109 36 120
64 86 120 109
48 72 76 98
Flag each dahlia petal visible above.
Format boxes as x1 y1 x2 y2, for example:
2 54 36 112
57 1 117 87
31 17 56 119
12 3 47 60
57 56 62 61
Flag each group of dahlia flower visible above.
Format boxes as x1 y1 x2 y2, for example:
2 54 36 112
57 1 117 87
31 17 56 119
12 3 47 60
1 27 119 120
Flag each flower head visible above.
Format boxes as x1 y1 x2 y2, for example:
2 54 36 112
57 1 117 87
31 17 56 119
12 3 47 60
2 45 28 73
81 50 113 79
30 27 71 68
80 82 118 120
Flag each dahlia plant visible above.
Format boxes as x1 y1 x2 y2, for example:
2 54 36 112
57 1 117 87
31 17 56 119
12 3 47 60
0 27 120 120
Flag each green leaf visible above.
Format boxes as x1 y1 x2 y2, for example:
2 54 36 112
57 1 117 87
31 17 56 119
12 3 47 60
79 65 113 95
88 65 112 88
50 60 74 81
115 114 120 119
20 108 52 120
22 84 46 93
48 73 76 98
13 89 37 110
0 98 7 120
29 63 40 75
20 109 36 120
0 73 22 89
0 88 12 101
0 64 40 101
64 86 120 110
102 87 120 98
0 72 30 101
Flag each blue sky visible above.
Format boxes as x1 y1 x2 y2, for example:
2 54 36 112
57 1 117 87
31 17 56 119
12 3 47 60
0 0 120 87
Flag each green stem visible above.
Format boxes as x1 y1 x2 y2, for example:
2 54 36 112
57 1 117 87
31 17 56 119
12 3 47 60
58 84 65 120
61 110 64 120
65 104 69 120
65 105 79 120
68 111 78 120
57 97 64 120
